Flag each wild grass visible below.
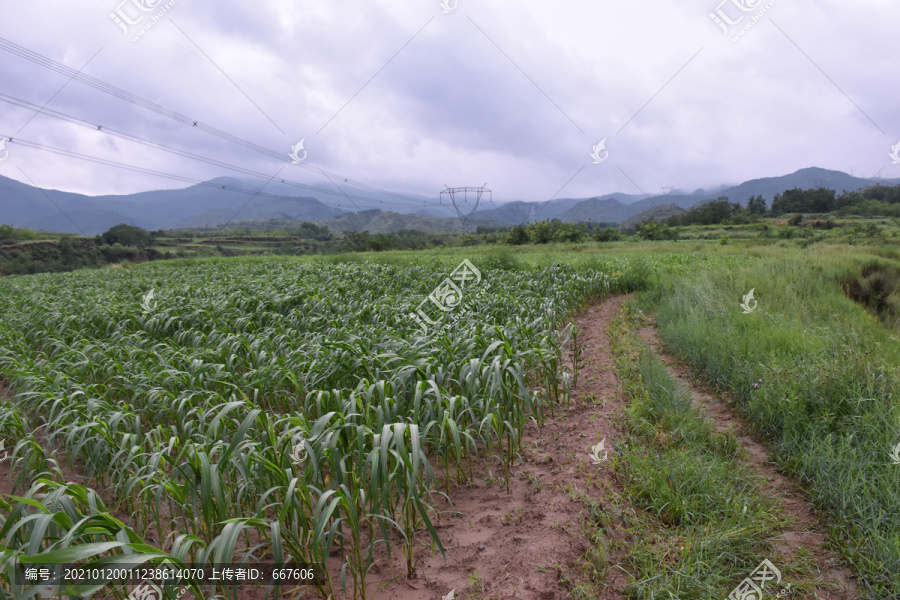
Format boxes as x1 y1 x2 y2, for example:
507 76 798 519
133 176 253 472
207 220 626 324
606 305 793 599
648 247 900 598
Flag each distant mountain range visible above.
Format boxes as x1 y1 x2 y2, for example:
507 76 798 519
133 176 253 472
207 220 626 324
1 167 897 235
315 210 508 235
619 204 686 230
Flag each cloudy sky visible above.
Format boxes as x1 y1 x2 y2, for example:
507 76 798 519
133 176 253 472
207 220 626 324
0 0 898 213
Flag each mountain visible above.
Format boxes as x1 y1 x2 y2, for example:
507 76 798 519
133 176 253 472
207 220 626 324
709 167 892 206
620 204 685 230
2 167 898 234
0 175 343 235
543 168 900 224
469 198 586 225
556 196 640 223
320 210 508 234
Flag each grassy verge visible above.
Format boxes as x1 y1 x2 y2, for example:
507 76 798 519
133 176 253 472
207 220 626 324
602 303 811 599
649 247 900 597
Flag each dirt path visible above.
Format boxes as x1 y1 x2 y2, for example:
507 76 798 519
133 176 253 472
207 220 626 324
370 295 631 600
638 321 859 599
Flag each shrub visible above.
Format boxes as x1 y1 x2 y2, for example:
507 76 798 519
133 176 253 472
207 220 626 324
594 227 623 242
636 221 678 241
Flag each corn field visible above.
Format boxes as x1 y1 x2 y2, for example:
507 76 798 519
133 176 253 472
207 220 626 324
0 255 741 599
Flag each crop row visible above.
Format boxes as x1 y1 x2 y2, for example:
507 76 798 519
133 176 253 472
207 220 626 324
0 255 745 599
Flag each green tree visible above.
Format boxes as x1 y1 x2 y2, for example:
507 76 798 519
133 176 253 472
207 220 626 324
58 236 78 266
529 219 554 244
506 225 529 245
0 225 39 240
594 227 623 242
667 197 743 226
771 187 836 215
101 223 153 248
636 220 678 241
747 195 766 215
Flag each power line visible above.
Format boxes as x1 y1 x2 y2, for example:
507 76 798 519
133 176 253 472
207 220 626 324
224 166 287 226
0 37 448 212
0 36 283 160
16 165 87 235
13 47 103 137
2 135 458 223
0 135 371 207
0 92 441 211
168 19 285 135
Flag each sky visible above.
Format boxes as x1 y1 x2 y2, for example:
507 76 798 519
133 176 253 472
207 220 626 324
0 0 898 214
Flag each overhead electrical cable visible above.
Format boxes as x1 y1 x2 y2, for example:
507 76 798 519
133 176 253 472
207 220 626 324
0 93 442 211
0 134 394 210
0 37 454 211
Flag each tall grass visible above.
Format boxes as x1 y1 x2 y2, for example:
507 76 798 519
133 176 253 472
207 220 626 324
604 307 789 598
650 249 900 597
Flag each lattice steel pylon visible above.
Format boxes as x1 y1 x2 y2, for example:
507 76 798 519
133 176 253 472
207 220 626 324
441 183 491 232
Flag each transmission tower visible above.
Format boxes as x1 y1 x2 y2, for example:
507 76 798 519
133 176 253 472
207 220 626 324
440 183 492 232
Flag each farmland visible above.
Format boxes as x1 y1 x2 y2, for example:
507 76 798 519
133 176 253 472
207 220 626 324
0 242 898 599
0 250 736 598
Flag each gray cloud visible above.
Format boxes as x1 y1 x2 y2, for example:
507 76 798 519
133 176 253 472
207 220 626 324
0 0 897 211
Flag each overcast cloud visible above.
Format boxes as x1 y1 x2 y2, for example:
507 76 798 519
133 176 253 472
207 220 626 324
0 0 898 212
